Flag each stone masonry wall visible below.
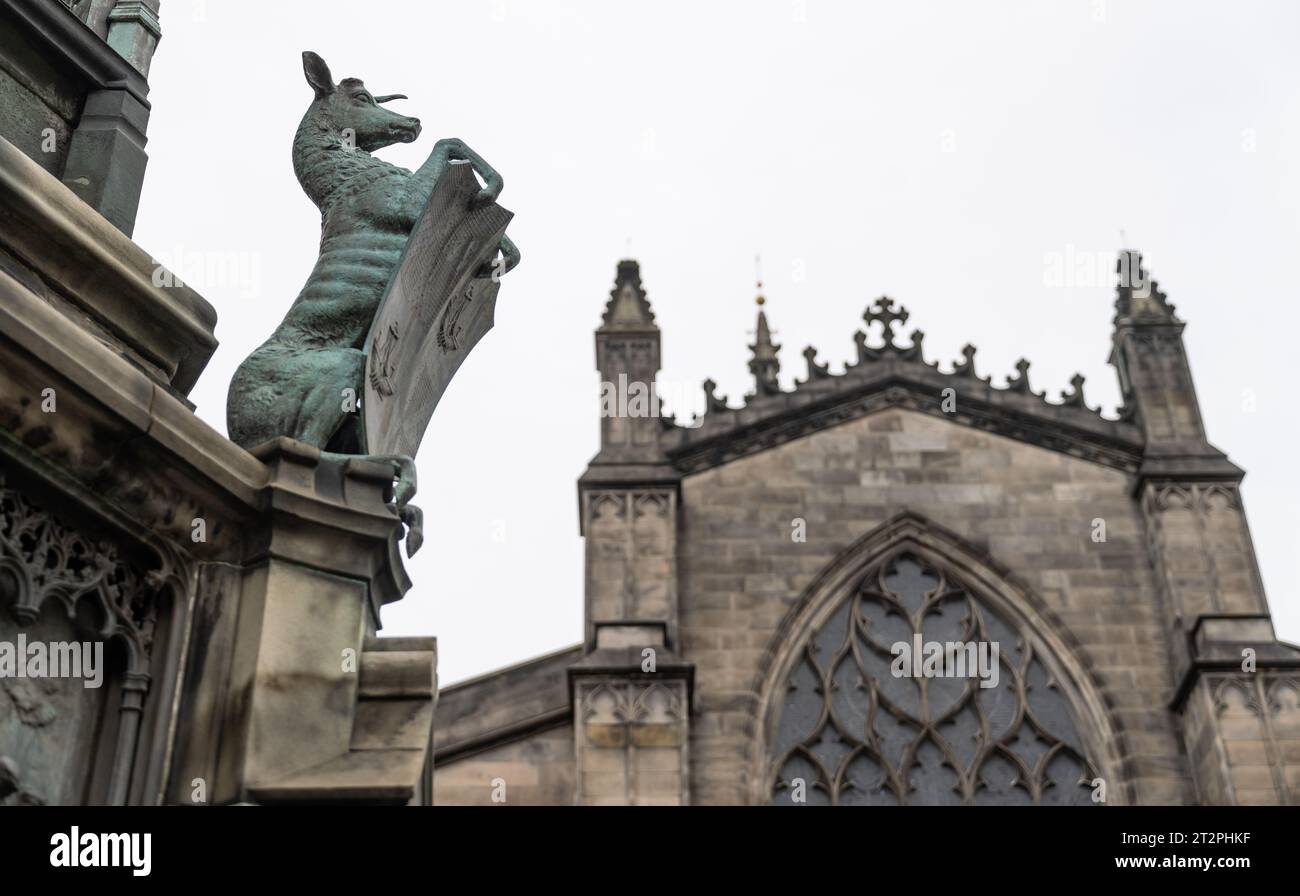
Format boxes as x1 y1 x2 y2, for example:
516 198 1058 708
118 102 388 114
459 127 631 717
433 725 575 806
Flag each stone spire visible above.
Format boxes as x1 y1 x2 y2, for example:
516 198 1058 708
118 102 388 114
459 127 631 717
1107 247 1221 458
1113 249 1178 326
601 259 656 330
589 258 673 471
747 281 781 396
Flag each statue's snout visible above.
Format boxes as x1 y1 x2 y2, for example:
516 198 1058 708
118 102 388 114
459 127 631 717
392 116 420 143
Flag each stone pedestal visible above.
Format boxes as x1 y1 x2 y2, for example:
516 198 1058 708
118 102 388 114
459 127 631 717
168 439 433 805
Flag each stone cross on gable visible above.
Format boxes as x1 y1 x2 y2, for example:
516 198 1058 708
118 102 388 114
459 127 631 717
864 297 910 347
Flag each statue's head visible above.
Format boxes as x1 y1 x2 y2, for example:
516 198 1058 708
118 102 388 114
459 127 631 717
302 51 421 152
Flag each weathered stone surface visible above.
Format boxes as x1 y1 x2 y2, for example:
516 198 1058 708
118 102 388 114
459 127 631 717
434 724 575 806
674 408 1169 804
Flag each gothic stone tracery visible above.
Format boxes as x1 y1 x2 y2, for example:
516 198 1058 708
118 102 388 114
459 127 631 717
0 478 163 805
770 552 1098 805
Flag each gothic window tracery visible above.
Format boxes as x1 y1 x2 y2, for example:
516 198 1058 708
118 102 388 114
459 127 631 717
770 551 1098 805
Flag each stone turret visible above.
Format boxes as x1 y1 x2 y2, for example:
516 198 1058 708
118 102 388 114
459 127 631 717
1110 249 1300 805
1109 249 1231 467
573 260 691 805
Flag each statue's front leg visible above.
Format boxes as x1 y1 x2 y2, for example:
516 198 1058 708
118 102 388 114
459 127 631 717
432 138 503 207
476 234 521 280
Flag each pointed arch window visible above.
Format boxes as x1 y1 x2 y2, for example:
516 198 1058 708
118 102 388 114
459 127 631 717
770 551 1099 805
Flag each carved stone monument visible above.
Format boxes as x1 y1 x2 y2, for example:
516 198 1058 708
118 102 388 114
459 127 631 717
0 24 515 804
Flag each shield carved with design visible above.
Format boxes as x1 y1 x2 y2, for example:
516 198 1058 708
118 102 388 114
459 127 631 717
362 162 514 458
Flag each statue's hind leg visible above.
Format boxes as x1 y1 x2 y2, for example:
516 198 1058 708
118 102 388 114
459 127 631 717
289 348 366 448
295 349 422 553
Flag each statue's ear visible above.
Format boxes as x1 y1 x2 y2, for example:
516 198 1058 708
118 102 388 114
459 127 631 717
302 51 335 99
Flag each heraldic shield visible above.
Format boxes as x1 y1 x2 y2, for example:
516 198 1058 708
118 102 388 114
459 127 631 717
362 161 516 457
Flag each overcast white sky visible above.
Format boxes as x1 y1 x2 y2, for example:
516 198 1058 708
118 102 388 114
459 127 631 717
134 0 1300 683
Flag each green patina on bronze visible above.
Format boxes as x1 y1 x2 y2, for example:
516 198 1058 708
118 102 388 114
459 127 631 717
227 52 518 547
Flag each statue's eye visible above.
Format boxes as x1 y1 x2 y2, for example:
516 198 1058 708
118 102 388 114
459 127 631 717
354 94 372 104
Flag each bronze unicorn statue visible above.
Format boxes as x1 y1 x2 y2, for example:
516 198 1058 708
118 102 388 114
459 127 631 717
227 52 518 548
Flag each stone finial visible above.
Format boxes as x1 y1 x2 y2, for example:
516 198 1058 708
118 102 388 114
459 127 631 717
952 344 984 380
853 329 871 365
702 378 730 414
1005 358 1044 397
902 329 928 363
864 296 910 347
1059 373 1095 411
601 259 657 329
747 289 782 396
802 346 830 381
853 297 926 364
1114 249 1177 325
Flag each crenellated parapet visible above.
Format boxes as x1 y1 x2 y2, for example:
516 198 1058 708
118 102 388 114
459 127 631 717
661 293 1143 476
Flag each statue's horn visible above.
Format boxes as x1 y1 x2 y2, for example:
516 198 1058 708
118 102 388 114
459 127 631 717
373 94 408 104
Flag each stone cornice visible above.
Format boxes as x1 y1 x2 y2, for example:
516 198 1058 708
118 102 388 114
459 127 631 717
1131 452 1245 496
0 136 217 394
1168 615 1300 711
1 0 151 103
